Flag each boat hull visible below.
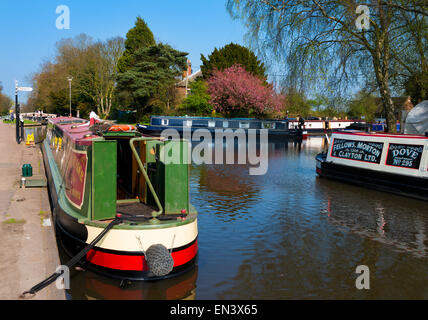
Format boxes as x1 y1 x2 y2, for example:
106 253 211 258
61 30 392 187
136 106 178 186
316 153 428 201
41 129 198 281
56 220 198 281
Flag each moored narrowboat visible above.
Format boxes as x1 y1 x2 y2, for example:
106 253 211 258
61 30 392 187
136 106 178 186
42 117 198 280
316 131 428 201
289 119 366 134
137 115 303 140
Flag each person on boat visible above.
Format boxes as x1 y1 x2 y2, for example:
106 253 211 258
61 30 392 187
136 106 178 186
298 115 305 130
77 111 101 127
324 120 330 130
89 111 101 126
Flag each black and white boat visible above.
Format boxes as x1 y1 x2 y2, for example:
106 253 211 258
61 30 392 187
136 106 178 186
316 130 428 201
137 115 304 140
289 118 366 134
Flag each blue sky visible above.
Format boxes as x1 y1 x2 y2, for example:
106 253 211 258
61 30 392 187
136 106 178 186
0 0 247 102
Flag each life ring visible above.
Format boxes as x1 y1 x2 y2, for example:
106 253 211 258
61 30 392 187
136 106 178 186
108 124 136 132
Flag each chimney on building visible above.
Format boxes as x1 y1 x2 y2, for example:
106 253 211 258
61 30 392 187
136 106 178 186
183 60 192 79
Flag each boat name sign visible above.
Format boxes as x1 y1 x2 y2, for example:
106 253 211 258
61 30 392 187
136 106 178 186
386 143 424 169
331 139 383 163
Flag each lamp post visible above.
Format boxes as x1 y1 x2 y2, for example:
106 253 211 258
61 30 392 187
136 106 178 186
15 81 19 143
67 76 73 117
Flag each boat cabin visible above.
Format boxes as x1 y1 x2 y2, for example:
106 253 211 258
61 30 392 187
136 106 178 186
46 117 190 222
150 115 290 131
325 131 428 178
316 131 428 201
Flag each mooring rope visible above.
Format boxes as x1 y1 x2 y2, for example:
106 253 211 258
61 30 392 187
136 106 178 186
20 215 123 299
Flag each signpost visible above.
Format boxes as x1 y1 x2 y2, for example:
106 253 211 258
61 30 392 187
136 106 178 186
14 81 33 144
17 87 33 92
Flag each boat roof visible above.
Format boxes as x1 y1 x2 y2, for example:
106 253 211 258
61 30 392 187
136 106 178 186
49 117 99 144
333 130 428 140
50 117 141 144
151 115 364 122
151 115 287 122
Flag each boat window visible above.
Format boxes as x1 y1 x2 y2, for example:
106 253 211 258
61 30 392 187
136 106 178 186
263 122 276 129
240 122 250 129
184 120 192 127
208 120 216 128
161 119 169 126
223 121 229 128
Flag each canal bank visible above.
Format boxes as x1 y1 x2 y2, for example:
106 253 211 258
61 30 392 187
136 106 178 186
0 122 65 300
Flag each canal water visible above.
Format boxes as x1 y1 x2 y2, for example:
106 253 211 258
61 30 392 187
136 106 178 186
48 135 427 299
24 126 46 144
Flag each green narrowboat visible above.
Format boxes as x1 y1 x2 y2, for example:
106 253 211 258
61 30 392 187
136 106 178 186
42 117 198 280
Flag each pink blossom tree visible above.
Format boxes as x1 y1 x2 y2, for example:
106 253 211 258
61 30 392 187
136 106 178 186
207 64 284 117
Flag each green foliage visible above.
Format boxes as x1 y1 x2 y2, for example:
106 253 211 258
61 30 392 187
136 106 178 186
347 91 378 122
201 43 266 79
117 17 156 73
2 218 26 224
0 83 13 115
179 80 213 115
29 34 124 118
283 88 312 117
226 1 428 132
405 71 428 105
116 43 188 120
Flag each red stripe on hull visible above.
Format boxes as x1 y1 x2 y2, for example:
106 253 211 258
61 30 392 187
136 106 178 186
86 240 198 272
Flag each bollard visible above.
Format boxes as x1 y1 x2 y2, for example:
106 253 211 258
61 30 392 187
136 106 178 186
22 164 28 177
21 164 33 177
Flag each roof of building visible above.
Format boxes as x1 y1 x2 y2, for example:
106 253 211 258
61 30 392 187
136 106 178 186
176 70 203 87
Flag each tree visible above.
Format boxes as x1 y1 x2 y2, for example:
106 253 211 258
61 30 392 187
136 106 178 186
180 80 213 115
405 71 428 105
227 0 428 132
348 90 379 122
0 83 13 115
74 37 125 118
117 17 156 73
116 43 188 120
28 34 124 118
201 43 266 79
282 88 312 118
29 60 73 115
149 83 181 114
207 64 283 117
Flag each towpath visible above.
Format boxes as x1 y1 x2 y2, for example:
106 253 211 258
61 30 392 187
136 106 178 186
0 122 65 300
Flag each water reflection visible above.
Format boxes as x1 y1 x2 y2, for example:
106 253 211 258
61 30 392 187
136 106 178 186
63 136 428 299
193 136 427 299
66 266 198 300
24 125 46 143
318 180 428 259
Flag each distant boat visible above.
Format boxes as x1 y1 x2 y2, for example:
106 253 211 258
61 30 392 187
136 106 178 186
316 130 428 201
288 118 367 134
42 117 198 280
137 115 304 140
